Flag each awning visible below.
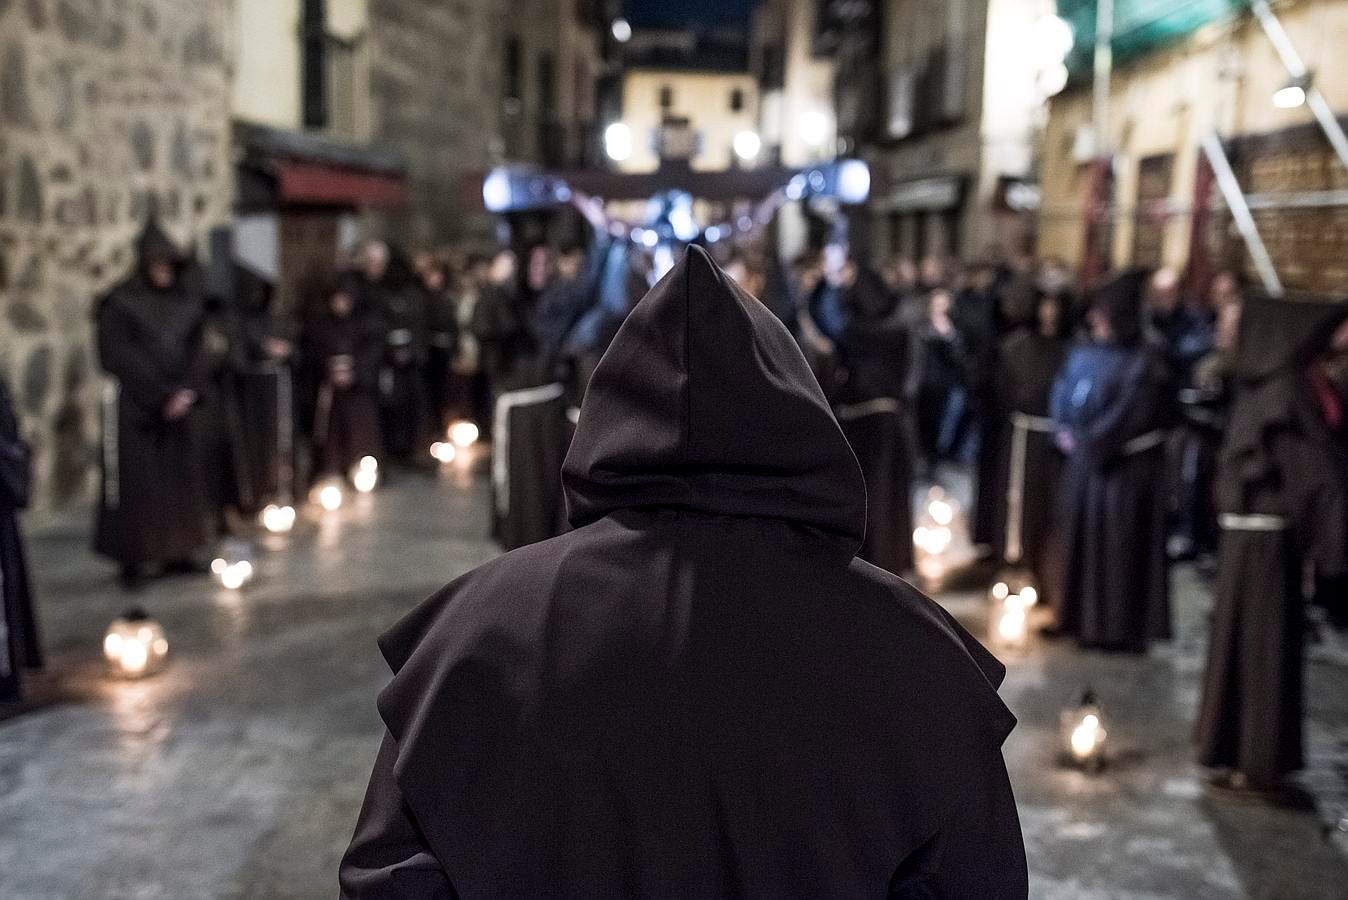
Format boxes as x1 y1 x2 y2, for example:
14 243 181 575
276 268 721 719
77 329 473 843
275 160 407 207
235 121 408 211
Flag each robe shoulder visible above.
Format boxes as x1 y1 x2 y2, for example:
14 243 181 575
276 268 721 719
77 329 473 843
376 514 1018 773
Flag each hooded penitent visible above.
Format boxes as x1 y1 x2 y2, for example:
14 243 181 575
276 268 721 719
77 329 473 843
1046 269 1173 651
1195 298 1348 787
340 247 1026 899
93 219 210 568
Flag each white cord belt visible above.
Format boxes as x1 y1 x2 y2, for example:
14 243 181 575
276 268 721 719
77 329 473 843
1003 412 1055 563
1122 429 1168 456
1219 513 1288 532
493 382 566 516
834 397 904 420
101 377 121 511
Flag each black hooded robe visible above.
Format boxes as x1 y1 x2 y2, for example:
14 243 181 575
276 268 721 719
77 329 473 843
0 376 41 702
1195 301 1348 787
832 272 916 576
94 225 211 567
301 306 385 478
339 247 1026 899
1047 341 1172 651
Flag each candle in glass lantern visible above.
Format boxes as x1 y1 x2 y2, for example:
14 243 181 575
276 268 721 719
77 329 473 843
448 420 480 448
259 503 296 534
103 609 169 678
1060 690 1108 770
352 456 379 494
310 478 345 511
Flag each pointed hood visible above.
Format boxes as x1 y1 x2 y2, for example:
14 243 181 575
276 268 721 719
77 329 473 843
563 246 867 552
135 218 184 270
1234 297 1348 383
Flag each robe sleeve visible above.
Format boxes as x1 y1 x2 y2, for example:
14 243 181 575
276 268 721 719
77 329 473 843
889 743 1027 899
97 297 177 416
339 733 458 900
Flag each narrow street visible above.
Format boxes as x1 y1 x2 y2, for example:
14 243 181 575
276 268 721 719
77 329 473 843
2 457 1348 899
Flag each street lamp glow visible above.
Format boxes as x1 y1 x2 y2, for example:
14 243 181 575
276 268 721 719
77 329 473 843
1031 14 1075 63
610 17 632 43
1038 62 1070 98
733 129 762 162
797 109 831 147
605 122 633 162
1273 84 1306 109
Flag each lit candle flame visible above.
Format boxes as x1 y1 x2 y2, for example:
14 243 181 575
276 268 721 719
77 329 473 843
449 421 480 448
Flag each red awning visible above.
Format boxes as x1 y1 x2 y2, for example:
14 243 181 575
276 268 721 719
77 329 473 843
275 160 407 208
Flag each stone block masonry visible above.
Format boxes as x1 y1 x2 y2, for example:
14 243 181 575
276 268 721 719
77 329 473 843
0 0 235 512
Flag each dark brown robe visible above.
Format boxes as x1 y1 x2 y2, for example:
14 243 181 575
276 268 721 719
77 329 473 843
340 247 1026 898
1195 300 1348 786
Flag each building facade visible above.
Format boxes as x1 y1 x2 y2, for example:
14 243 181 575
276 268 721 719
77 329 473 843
849 0 1048 264
1038 0 1348 298
0 0 236 510
2 0 599 512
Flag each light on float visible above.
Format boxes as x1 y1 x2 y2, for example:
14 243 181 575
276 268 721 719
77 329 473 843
104 608 169 679
605 122 633 162
430 441 458 464
448 420 480 448
259 503 296 534
836 159 872 205
310 478 345 511
352 456 379 494
733 129 762 162
1060 690 1109 770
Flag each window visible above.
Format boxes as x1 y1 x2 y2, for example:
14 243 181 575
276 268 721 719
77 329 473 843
730 87 744 112
504 36 523 102
659 85 673 110
301 0 327 128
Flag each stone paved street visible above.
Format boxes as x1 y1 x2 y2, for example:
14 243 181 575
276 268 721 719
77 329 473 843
2 457 1348 899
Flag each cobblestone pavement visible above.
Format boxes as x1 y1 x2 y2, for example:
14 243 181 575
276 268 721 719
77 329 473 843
1 458 1347 899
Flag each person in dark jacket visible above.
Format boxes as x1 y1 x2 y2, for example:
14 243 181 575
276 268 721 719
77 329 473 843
1195 299 1348 798
1046 270 1172 651
339 247 1026 899
94 220 212 587
301 278 384 479
0 374 41 703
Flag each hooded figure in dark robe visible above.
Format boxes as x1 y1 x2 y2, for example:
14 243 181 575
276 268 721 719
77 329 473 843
0 374 41 702
339 247 1026 899
1046 270 1172 651
992 289 1072 585
361 243 432 463
301 278 385 479
1195 299 1348 795
491 239 611 551
827 262 917 576
223 263 297 512
94 220 211 582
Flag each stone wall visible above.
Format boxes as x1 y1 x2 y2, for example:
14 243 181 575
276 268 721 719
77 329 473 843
0 0 236 512
367 0 505 246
